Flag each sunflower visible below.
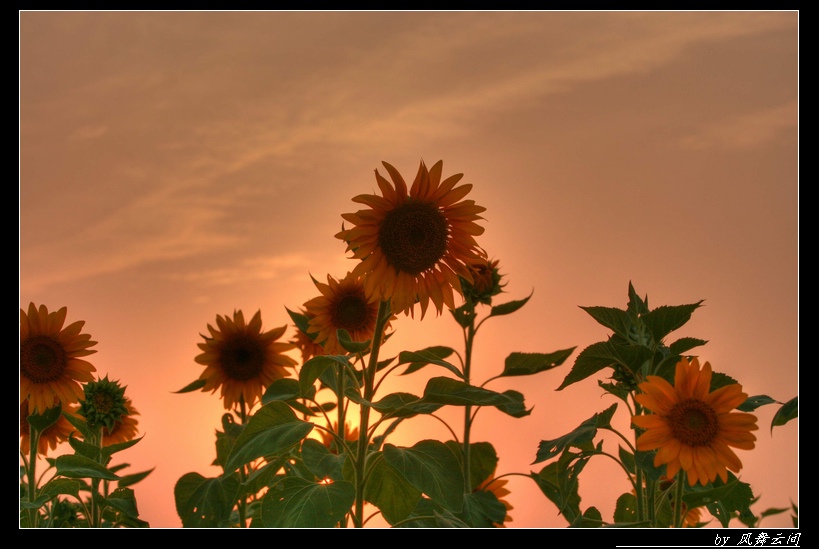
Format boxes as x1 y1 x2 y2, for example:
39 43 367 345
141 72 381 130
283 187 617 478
318 421 359 454
461 257 503 305
303 272 392 355
632 357 758 486
20 303 98 414
20 400 80 456
195 310 298 410
102 399 140 446
336 160 487 318
475 468 513 527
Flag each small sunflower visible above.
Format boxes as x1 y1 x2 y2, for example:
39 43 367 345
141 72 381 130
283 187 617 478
78 375 129 432
20 400 80 456
318 421 359 454
475 468 513 527
461 257 503 305
102 399 140 446
336 160 487 318
632 357 758 486
20 303 97 414
303 272 391 355
195 310 298 410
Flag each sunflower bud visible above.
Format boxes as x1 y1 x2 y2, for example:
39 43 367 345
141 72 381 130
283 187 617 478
461 258 504 305
78 376 129 431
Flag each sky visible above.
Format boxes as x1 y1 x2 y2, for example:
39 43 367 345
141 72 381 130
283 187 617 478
19 11 798 528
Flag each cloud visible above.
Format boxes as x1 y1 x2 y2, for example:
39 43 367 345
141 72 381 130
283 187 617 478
679 100 798 150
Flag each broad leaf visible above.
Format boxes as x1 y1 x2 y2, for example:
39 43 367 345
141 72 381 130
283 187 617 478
488 290 532 318
260 476 355 528
223 401 313 472
418 376 519 410
579 305 632 337
55 454 119 480
641 302 703 342
364 452 422 525
383 440 464 512
174 472 237 528
301 438 346 482
533 404 617 463
337 328 371 353
172 378 207 394
398 349 463 379
500 348 575 377
771 396 798 431
262 378 303 404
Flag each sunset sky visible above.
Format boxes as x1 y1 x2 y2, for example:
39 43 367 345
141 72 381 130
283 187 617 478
19 11 798 528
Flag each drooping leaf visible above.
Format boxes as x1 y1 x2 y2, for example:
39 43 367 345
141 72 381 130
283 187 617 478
172 378 207 394
371 392 443 418
116 467 154 489
301 438 346 482
337 328 371 353
364 451 422 525
104 487 140 518
533 404 617 463
500 348 576 377
26 405 63 432
174 472 237 528
418 376 520 410
285 307 314 338
771 396 798 432
459 490 507 527
494 390 531 418
299 355 351 395
383 440 464 513
262 378 303 404
40 478 82 501
101 435 144 462
397 348 463 379
223 401 313 472
260 476 355 528
55 454 120 480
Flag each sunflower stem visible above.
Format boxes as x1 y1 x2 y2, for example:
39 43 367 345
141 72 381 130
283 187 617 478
461 300 477 494
25 425 41 527
353 299 390 527
237 398 248 528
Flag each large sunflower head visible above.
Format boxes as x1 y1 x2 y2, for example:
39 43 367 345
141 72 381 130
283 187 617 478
102 398 140 447
335 160 487 318
195 310 298 410
20 303 98 414
631 357 759 486
20 400 80 456
303 272 392 355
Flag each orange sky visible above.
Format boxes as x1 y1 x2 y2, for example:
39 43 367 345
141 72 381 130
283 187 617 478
19 11 798 528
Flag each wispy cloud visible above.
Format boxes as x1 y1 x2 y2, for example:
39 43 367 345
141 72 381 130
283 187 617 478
679 100 798 150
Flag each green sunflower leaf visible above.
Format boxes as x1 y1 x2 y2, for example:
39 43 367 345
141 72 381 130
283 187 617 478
301 438 346 482
299 355 351 396
417 376 520 410
104 487 139 518
174 472 236 528
337 328 371 353
172 378 207 394
397 348 463 379
25 405 62 432
771 396 798 432
363 451 422 525
500 348 576 377
383 440 465 513
116 467 155 489
260 476 355 528
557 342 652 390
641 302 703 342
533 403 617 463
262 378 303 404
488 290 533 318
737 394 778 412
579 305 632 338
55 454 120 480
223 401 313 473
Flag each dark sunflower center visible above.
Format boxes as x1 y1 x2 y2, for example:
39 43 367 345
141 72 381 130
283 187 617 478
333 294 371 332
220 335 266 381
92 392 115 415
20 336 68 384
668 398 719 447
379 201 449 275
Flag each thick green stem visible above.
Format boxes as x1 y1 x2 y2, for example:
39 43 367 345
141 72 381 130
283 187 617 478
25 427 40 527
237 399 248 528
353 299 391 527
462 304 476 494
673 470 686 528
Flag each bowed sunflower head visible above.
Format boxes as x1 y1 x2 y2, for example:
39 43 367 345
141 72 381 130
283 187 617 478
102 398 140 446
461 257 504 305
78 375 129 432
336 160 487 318
475 467 513 527
631 357 759 486
195 310 298 410
20 303 98 414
